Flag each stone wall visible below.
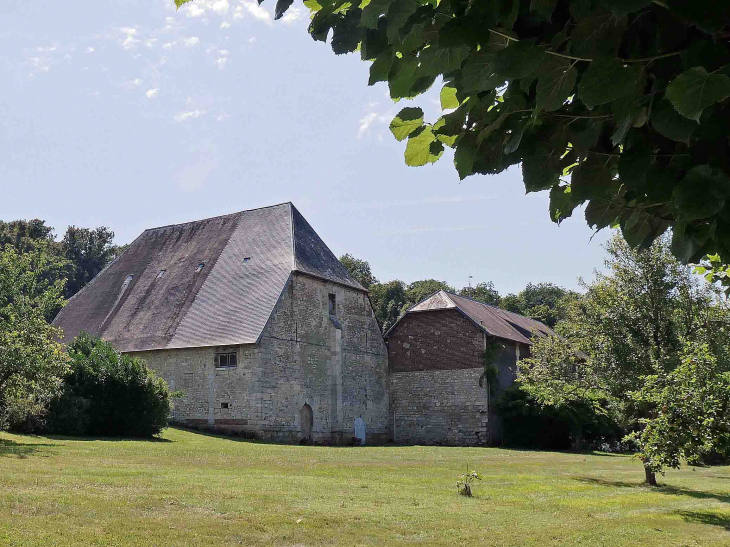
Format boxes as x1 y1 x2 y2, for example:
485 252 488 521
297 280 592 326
387 309 523 446
129 272 389 444
390 368 488 445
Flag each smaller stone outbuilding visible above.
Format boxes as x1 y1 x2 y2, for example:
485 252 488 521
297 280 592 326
385 290 553 446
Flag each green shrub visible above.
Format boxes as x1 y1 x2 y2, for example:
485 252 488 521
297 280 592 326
46 333 173 438
495 385 624 451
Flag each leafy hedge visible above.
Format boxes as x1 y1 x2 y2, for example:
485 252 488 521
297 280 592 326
495 385 623 451
45 333 174 438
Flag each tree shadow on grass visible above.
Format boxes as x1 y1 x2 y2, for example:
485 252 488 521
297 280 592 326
674 510 730 531
41 434 172 443
0 438 58 459
575 477 730 504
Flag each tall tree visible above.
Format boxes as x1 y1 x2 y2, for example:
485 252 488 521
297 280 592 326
61 226 119 298
339 253 379 289
175 0 730 271
0 219 56 254
519 233 730 484
0 246 69 430
459 281 500 306
501 282 579 328
369 279 407 331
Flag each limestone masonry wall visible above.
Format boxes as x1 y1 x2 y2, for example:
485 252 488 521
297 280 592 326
129 272 389 444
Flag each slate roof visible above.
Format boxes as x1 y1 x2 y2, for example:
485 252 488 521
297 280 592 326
53 203 364 352
385 290 554 345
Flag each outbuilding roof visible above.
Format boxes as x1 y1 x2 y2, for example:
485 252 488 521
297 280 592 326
385 290 555 345
53 203 363 352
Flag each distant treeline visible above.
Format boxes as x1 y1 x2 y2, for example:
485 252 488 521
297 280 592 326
339 253 579 331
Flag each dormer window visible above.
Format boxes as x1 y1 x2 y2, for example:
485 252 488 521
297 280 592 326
328 293 336 315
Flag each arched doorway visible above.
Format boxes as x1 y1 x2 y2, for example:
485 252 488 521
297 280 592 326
299 404 313 441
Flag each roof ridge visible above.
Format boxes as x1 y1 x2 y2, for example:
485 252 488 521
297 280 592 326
143 202 292 233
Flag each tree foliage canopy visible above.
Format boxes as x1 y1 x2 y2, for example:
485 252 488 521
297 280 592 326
179 0 730 269
519 234 730 481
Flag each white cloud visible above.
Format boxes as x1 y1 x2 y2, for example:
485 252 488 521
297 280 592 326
174 110 206 122
184 36 200 47
242 0 272 24
217 113 230 121
233 6 244 19
213 0 230 14
220 21 231 28
215 57 228 69
119 27 138 36
86 46 95 53
163 42 174 49
27 56 52 73
186 4 206 17
247 37 256 44
219 49 229 56
146 88 159 98
357 110 392 138
36 45 57 53
145 38 158 48
124 78 143 88
281 7 301 23
120 27 141 49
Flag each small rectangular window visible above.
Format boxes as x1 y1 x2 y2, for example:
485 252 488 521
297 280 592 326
243 257 251 263
328 293 336 315
215 352 237 369
221 402 229 409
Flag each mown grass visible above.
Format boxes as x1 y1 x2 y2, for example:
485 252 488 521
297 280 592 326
1 428 729 546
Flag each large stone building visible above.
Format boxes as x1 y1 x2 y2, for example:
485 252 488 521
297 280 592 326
53 203 389 444
384 290 553 446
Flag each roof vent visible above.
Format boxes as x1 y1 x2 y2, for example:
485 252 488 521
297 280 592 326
124 274 134 283
196 263 205 273
157 270 166 279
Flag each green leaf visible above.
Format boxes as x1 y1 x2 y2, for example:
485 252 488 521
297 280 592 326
571 161 615 201
522 154 560 192
494 42 546 81
621 208 653 248
460 53 501 93
618 145 653 187
175 0 192 7
665 67 730 122
549 185 577 223
404 126 442 166
389 107 424 141
361 0 388 29
673 165 727 222
440 85 459 110
585 197 623 230
610 95 634 146
418 46 471 76
331 9 364 55
651 99 698 143
535 56 578 112
504 119 531 155
454 136 478 180
368 48 394 85
388 55 418 98
386 0 420 42
570 11 626 58
274 0 295 20
578 57 639 109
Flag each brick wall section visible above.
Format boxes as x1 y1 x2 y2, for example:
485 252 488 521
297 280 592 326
387 309 485 372
128 272 389 444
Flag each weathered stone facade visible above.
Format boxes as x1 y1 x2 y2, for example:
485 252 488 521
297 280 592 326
129 272 389 444
386 307 527 446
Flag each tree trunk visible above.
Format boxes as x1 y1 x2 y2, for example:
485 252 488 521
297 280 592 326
644 466 657 486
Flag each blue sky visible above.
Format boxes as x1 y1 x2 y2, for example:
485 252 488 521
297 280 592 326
0 0 611 295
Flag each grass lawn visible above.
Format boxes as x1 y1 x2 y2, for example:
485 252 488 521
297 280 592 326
1 428 729 547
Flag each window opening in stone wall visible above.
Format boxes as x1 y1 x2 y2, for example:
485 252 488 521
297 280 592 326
157 269 166 279
221 402 229 409
215 352 237 369
328 293 336 315
196 262 205 273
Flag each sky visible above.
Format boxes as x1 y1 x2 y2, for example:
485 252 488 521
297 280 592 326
0 0 613 296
